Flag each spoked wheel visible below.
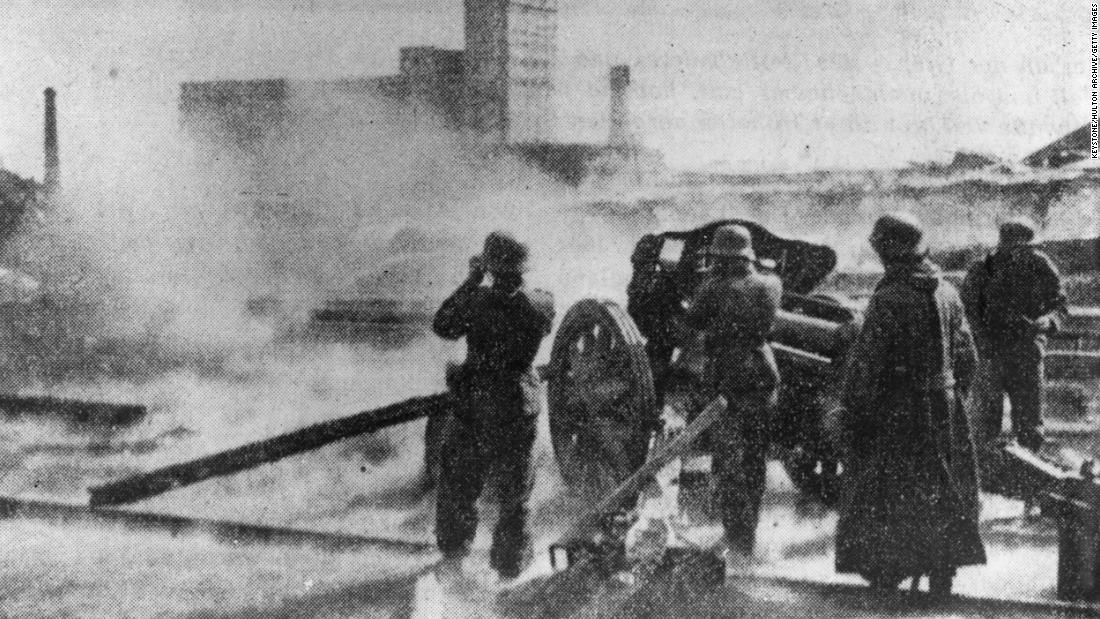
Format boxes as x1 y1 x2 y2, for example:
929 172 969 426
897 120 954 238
547 299 657 496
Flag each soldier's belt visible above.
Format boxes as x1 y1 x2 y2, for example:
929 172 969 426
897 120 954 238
888 367 956 391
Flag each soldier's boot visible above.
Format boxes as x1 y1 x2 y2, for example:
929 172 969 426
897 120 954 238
489 536 532 581
1005 340 1045 453
929 569 955 599
1017 427 1045 453
436 555 464 580
722 546 757 573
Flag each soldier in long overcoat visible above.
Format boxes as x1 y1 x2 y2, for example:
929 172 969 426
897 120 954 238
835 213 986 597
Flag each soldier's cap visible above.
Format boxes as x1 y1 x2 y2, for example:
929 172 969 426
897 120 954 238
999 216 1037 246
480 231 529 274
708 225 756 262
869 212 926 259
631 234 662 264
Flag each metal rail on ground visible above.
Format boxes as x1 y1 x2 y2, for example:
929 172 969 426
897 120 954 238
0 494 436 554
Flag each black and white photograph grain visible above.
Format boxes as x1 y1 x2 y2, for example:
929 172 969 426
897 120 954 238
0 1 1097 617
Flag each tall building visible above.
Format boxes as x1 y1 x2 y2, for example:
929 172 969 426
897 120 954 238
463 0 557 143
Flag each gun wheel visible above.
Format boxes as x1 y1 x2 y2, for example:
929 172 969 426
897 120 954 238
547 299 656 496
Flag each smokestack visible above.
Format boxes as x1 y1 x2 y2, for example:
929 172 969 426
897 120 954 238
608 65 631 149
43 87 59 197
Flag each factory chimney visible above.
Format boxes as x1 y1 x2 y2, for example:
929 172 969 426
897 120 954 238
43 87 60 198
608 65 632 149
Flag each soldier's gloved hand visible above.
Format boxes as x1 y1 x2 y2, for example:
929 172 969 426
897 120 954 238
468 255 486 283
1010 315 1036 338
661 414 686 441
1033 316 1055 335
667 319 692 346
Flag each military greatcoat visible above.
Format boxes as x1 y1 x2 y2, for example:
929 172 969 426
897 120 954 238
836 258 986 580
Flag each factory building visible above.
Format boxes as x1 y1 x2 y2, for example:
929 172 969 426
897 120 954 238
177 0 664 187
180 0 556 150
179 79 292 155
400 46 466 127
513 65 665 187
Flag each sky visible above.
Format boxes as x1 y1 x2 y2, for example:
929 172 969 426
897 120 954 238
0 0 1091 177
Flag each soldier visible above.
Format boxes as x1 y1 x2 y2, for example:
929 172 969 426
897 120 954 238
684 225 782 560
961 217 1067 451
836 213 985 598
432 232 555 580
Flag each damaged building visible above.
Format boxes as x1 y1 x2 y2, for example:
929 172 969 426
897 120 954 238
179 0 557 152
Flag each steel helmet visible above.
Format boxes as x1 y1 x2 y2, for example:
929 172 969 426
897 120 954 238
708 225 756 262
631 234 663 264
999 216 1037 246
870 212 926 259
480 231 529 274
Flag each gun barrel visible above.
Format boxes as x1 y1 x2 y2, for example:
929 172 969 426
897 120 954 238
773 310 847 358
772 342 833 369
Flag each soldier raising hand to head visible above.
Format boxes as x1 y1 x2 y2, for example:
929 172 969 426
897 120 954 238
433 232 554 581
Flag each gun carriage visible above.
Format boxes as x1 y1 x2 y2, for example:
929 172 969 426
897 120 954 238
544 220 862 505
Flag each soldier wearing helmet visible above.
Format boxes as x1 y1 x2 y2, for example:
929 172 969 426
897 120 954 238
961 216 1067 451
868 211 927 260
836 212 984 597
684 224 782 562
432 231 555 580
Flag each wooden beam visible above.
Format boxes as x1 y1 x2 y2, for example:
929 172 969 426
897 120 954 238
88 392 451 507
1046 351 1100 381
0 395 146 427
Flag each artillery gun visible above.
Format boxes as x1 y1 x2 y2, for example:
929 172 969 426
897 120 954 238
79 218 1100 602
544 219 861 505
